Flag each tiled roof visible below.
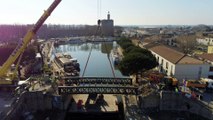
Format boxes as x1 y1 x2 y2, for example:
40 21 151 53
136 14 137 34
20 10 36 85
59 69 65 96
177 56 204 64
149 45 204 64
149 45 185 64
197 53 213 62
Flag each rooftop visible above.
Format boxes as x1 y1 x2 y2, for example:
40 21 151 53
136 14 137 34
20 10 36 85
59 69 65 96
149 45 184 64
197 53 213 62
149 45 204 64
177 56 204 64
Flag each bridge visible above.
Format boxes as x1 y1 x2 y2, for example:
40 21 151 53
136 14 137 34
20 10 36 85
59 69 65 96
58 85 138 95
62 77 132 85
58 77 138 95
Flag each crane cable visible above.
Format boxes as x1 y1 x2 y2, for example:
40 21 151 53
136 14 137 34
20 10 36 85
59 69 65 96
103 42 116 78
82 0 102 77
97 0 115 77
97 0 101 19
82 25 101 77
81 43 93 77
82 0 116 77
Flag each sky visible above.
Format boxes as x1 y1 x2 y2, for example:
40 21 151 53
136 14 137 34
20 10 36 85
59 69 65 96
0 0 213 25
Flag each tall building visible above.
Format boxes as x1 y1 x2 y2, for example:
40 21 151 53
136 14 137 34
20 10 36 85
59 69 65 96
101 12 114 36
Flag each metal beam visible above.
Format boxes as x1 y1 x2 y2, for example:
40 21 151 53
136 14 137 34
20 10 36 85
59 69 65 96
63 77 132 85
58 86 138 95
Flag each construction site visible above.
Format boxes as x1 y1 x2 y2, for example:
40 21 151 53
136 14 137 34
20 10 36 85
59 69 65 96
0 0 213 120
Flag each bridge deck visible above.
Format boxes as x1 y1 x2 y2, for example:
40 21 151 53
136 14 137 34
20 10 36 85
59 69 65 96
58 85 138 95
63 77 132 85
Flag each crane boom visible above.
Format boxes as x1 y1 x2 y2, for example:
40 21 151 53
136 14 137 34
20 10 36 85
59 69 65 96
0 0 61 77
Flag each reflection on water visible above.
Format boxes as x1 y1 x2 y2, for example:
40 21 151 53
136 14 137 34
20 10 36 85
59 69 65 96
55 42 125 77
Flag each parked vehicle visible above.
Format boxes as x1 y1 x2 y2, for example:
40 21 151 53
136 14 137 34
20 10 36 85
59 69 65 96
201 78 213 91
185 80 206 88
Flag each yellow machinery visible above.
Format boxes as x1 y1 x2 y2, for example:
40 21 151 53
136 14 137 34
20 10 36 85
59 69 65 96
0 0 62 90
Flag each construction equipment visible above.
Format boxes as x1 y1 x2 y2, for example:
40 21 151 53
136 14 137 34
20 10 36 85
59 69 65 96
159 76 178 91
0 0 62 91
163 76 178 86
185 80 206 88
148 72 165 83
201 78 213 90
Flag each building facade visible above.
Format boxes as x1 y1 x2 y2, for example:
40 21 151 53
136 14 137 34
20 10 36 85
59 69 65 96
197 37 213 46
148 45 210 81
101 12 114 36
197 53 213 79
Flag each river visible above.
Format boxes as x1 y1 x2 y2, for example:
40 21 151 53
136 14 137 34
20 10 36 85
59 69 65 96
55 42 125 77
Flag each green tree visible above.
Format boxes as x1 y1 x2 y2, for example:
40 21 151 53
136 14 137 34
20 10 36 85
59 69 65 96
124 45 137 54
117 37 132 44
117 37 158 76
128 47 153 57
119 42 133 49
118 50 158 76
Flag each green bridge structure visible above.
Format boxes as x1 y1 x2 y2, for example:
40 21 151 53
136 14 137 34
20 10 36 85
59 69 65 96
58 77 138 95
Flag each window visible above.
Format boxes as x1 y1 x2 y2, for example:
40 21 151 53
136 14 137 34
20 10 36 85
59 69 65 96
209 67 213 72
166 62 168 69
170 65 173 76
161 59 164 65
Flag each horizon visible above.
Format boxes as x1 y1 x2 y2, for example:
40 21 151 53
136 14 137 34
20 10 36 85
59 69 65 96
0 24 212 27
0 0 213 25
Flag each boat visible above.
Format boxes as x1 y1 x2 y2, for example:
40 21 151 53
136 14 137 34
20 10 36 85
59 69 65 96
111 49 120 65
67 38 83 44
55 53 80 76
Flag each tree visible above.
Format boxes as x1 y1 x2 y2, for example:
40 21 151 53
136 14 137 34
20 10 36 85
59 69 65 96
125 45 137 54
118 37 132 44
118 52 158 76
117 37 158 76
176 35 197 54
127 47 153 57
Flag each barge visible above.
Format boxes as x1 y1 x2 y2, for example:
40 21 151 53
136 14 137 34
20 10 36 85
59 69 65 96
55 53 80 76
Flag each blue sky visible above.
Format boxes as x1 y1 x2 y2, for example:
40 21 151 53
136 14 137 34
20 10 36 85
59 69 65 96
0 0 213 25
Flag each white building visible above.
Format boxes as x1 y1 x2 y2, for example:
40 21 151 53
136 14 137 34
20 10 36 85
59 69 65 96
197 37 213 45
148 45 210 81
196 53 213 79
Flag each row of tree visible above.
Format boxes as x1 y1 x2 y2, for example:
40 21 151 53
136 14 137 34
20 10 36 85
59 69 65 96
117 37 158 76
0 24 98 43
0 43 36 66
0 24 123 43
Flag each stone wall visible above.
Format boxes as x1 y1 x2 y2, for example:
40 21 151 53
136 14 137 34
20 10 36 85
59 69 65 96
139 93 160 109
4 91 53 120
160 91 213 120
139 91 213 120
